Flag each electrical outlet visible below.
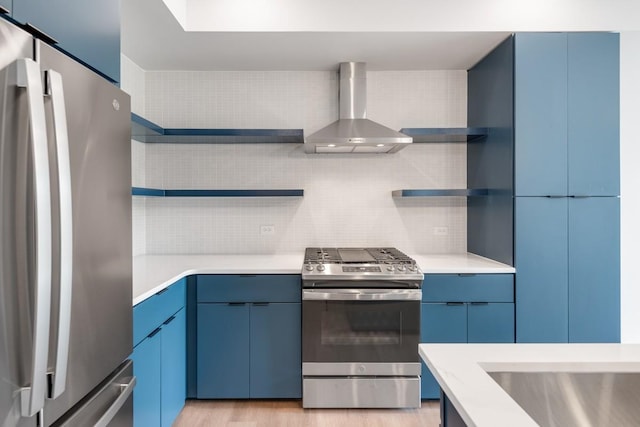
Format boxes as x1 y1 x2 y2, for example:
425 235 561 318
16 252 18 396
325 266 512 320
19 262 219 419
433 226 449 236
260 225 276 235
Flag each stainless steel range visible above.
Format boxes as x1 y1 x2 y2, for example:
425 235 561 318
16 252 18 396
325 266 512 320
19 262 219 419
301 248 424 409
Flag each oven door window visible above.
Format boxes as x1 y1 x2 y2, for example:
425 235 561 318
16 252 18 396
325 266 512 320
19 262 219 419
303 300 420 363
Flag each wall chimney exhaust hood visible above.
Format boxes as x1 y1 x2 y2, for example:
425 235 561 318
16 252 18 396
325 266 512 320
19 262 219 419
305 62 413 154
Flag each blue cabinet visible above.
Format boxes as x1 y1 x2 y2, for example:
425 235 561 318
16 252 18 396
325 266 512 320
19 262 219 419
506 32 621 344
514 33 568 197
12 0 120 82
515 197 621 343
515 197 569 343
0 1 10 14
514 33 619 197
132 279 186 427
131 330 161 427
196 275 301 399
197 303 251 398
161 308 187 427
567 33 620 196
568 197 620 342
250 303 302 398
420 275 514 399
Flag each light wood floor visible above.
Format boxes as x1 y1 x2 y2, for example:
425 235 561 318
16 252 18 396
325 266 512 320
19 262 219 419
174 400 441 427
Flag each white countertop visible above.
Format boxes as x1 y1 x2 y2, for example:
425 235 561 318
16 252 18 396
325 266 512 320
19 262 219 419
132 252 514 305
132 254 303 305
419 343 640 427
413 253 515 274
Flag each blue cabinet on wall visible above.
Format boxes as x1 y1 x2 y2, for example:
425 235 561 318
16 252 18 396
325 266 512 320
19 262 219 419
132 278 186 427
420 274 514 399
12 0 120 82
196 275 302 399
514 32 619 197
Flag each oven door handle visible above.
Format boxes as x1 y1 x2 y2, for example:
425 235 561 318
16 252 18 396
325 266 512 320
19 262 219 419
302 289 422 301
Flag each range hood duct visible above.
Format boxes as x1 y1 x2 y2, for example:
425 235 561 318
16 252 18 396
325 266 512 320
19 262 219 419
305 62 412 154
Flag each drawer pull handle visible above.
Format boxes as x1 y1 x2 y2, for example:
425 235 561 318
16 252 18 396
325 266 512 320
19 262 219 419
148 327 162 338
446 302 465 306
253 302 269 306
163 315 176 325
228 302 246 306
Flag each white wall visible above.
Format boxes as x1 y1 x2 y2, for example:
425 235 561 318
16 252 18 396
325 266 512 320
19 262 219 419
141 70 468 254
620 32 640 343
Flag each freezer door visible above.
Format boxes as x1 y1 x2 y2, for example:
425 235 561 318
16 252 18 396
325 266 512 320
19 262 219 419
35 41 133 426
51 360 135 427
0 18 46 427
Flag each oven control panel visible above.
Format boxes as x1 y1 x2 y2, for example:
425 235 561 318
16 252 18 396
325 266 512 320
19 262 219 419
342 266 381 273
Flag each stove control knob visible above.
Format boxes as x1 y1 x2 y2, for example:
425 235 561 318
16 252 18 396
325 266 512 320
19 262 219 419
317 264 326 272
397 265 406 272
386 265 394 272
305 264 314 271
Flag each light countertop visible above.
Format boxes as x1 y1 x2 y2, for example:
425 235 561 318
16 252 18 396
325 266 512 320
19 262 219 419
419 343 640 427
132 252 514 305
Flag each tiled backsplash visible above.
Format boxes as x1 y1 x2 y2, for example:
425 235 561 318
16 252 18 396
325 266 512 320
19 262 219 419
125 61 469 255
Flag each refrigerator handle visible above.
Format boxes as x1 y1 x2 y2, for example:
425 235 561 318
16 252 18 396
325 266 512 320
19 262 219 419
15 58 53 418
45 69 73 400
93 376 137 427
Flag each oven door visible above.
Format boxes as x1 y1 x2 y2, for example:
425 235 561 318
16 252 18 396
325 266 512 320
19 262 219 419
302 288 421 372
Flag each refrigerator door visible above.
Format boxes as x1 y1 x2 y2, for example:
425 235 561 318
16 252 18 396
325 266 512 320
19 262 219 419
1 18 46 427
50 360 135 427
35 41 132 426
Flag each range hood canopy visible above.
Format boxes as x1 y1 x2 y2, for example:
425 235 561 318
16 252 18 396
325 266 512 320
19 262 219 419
305 62 412 154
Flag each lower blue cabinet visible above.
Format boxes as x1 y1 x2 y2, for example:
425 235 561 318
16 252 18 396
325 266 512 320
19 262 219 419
132 279 186 427
250 303 302 398
421 274 515 399
467 303 515 343
132 330 161 427
196 301 301 399
197 303 251 398
161 308 187 427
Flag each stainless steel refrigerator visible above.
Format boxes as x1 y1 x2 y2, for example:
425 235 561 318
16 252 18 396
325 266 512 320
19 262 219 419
1 16 134 427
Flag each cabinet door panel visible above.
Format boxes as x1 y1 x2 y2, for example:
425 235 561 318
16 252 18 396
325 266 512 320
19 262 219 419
514 33 568 196
568 33 620 196
467 303 515 343
568 197 620 342
13 0 120 81
161 308 186 427
421 303 466 399
515 197 569 342
250 303 301 398
131 333 161 427
197 303 250 398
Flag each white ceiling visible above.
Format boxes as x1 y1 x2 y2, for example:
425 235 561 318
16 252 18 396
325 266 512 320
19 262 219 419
121 0 511 71
122 0 640 72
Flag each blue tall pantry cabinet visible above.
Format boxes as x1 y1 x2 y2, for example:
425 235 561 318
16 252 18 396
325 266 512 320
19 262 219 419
468 32 620 344
514 32 620 343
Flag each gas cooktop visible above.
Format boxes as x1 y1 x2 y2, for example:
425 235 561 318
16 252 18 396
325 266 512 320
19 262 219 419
302 247 423 284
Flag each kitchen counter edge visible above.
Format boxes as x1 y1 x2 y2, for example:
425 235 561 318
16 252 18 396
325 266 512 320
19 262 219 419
419 343 640 427
133 253 515 306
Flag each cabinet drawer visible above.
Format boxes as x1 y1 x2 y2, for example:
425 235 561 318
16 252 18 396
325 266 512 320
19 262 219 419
423 274 513 303
197 275 301 303
134 278 186 347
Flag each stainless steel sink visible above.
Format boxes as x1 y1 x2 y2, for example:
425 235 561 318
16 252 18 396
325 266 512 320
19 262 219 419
488 372 640 427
